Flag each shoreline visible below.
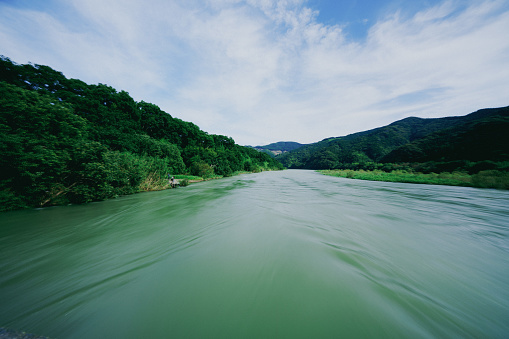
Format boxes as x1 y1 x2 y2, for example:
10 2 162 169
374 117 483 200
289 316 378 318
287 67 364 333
318 169 509 190
140 170 269 192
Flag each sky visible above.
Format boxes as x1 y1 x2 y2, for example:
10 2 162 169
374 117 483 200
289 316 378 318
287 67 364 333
1 0 508 146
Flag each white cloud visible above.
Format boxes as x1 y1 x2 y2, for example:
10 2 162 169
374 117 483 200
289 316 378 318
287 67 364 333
0 0 508 145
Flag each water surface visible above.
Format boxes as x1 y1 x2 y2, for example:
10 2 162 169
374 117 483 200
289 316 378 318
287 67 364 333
1 170 508 338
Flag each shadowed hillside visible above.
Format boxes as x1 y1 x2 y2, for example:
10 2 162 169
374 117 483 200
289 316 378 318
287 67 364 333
277 106 509 173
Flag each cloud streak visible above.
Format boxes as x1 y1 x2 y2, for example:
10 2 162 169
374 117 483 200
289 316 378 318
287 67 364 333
1 0 508 145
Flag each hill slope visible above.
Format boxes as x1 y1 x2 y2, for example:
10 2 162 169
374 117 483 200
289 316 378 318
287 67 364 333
381 107 509 163
251 141 306 156
0 56 282 211
277 106 509 170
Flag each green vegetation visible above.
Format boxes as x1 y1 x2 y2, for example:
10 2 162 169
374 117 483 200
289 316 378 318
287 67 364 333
173 174 204 181
320 169 509 189
279 105 509 189
0 56 283 211
251 141 306 156
278 107 509 172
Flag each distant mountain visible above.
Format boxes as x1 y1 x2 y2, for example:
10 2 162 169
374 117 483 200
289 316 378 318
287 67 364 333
250 141 306 156
381 107 509 163
277 106 509 170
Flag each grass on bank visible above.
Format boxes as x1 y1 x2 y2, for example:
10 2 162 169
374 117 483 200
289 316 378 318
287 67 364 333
125 169 271 196
136 174 204 192
318 169 509 190
169 170 268 188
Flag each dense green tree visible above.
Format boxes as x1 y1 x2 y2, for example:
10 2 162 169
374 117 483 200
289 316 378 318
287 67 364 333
0 56 282 211
0 82 88 208
277 106 509 173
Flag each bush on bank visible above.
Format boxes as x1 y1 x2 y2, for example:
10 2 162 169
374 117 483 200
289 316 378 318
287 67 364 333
319 169 509 189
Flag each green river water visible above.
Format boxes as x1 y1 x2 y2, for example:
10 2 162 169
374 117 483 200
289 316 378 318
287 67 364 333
1 170 508 338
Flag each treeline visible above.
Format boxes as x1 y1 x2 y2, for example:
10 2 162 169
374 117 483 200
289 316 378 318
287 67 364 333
277 106 509 178
320 168 509 190
320 160 509 174
251 141 306 154
0 56 282 211
321 160 509 189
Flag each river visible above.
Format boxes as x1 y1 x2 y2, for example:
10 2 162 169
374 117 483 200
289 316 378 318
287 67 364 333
1 170 508 338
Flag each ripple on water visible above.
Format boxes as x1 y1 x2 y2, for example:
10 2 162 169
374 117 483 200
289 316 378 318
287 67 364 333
1 170 509 338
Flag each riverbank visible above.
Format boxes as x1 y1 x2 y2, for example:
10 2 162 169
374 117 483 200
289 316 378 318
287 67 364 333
174 171 255 185
318 169 509 189
141 170 266 192
137 174 217 192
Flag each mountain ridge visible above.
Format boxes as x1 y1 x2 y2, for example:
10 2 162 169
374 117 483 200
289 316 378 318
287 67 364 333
249 141 306 156
276 106 509 171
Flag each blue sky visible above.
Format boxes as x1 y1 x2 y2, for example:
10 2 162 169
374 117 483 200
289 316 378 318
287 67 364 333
1 0 508 145
312 0 447 39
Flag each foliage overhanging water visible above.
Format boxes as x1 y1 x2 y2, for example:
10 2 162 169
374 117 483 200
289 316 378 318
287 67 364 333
1 170 508 338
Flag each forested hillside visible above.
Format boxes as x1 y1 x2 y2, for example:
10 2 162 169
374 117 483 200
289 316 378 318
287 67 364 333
381 107 509 163
277 106 509 173
251 141 305 156
0 56 282 211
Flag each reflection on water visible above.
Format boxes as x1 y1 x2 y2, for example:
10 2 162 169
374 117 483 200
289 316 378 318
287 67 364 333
1 170 509 338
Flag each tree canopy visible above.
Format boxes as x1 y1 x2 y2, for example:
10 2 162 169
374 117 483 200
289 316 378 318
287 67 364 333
0 56 282 211
276 106 509 174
